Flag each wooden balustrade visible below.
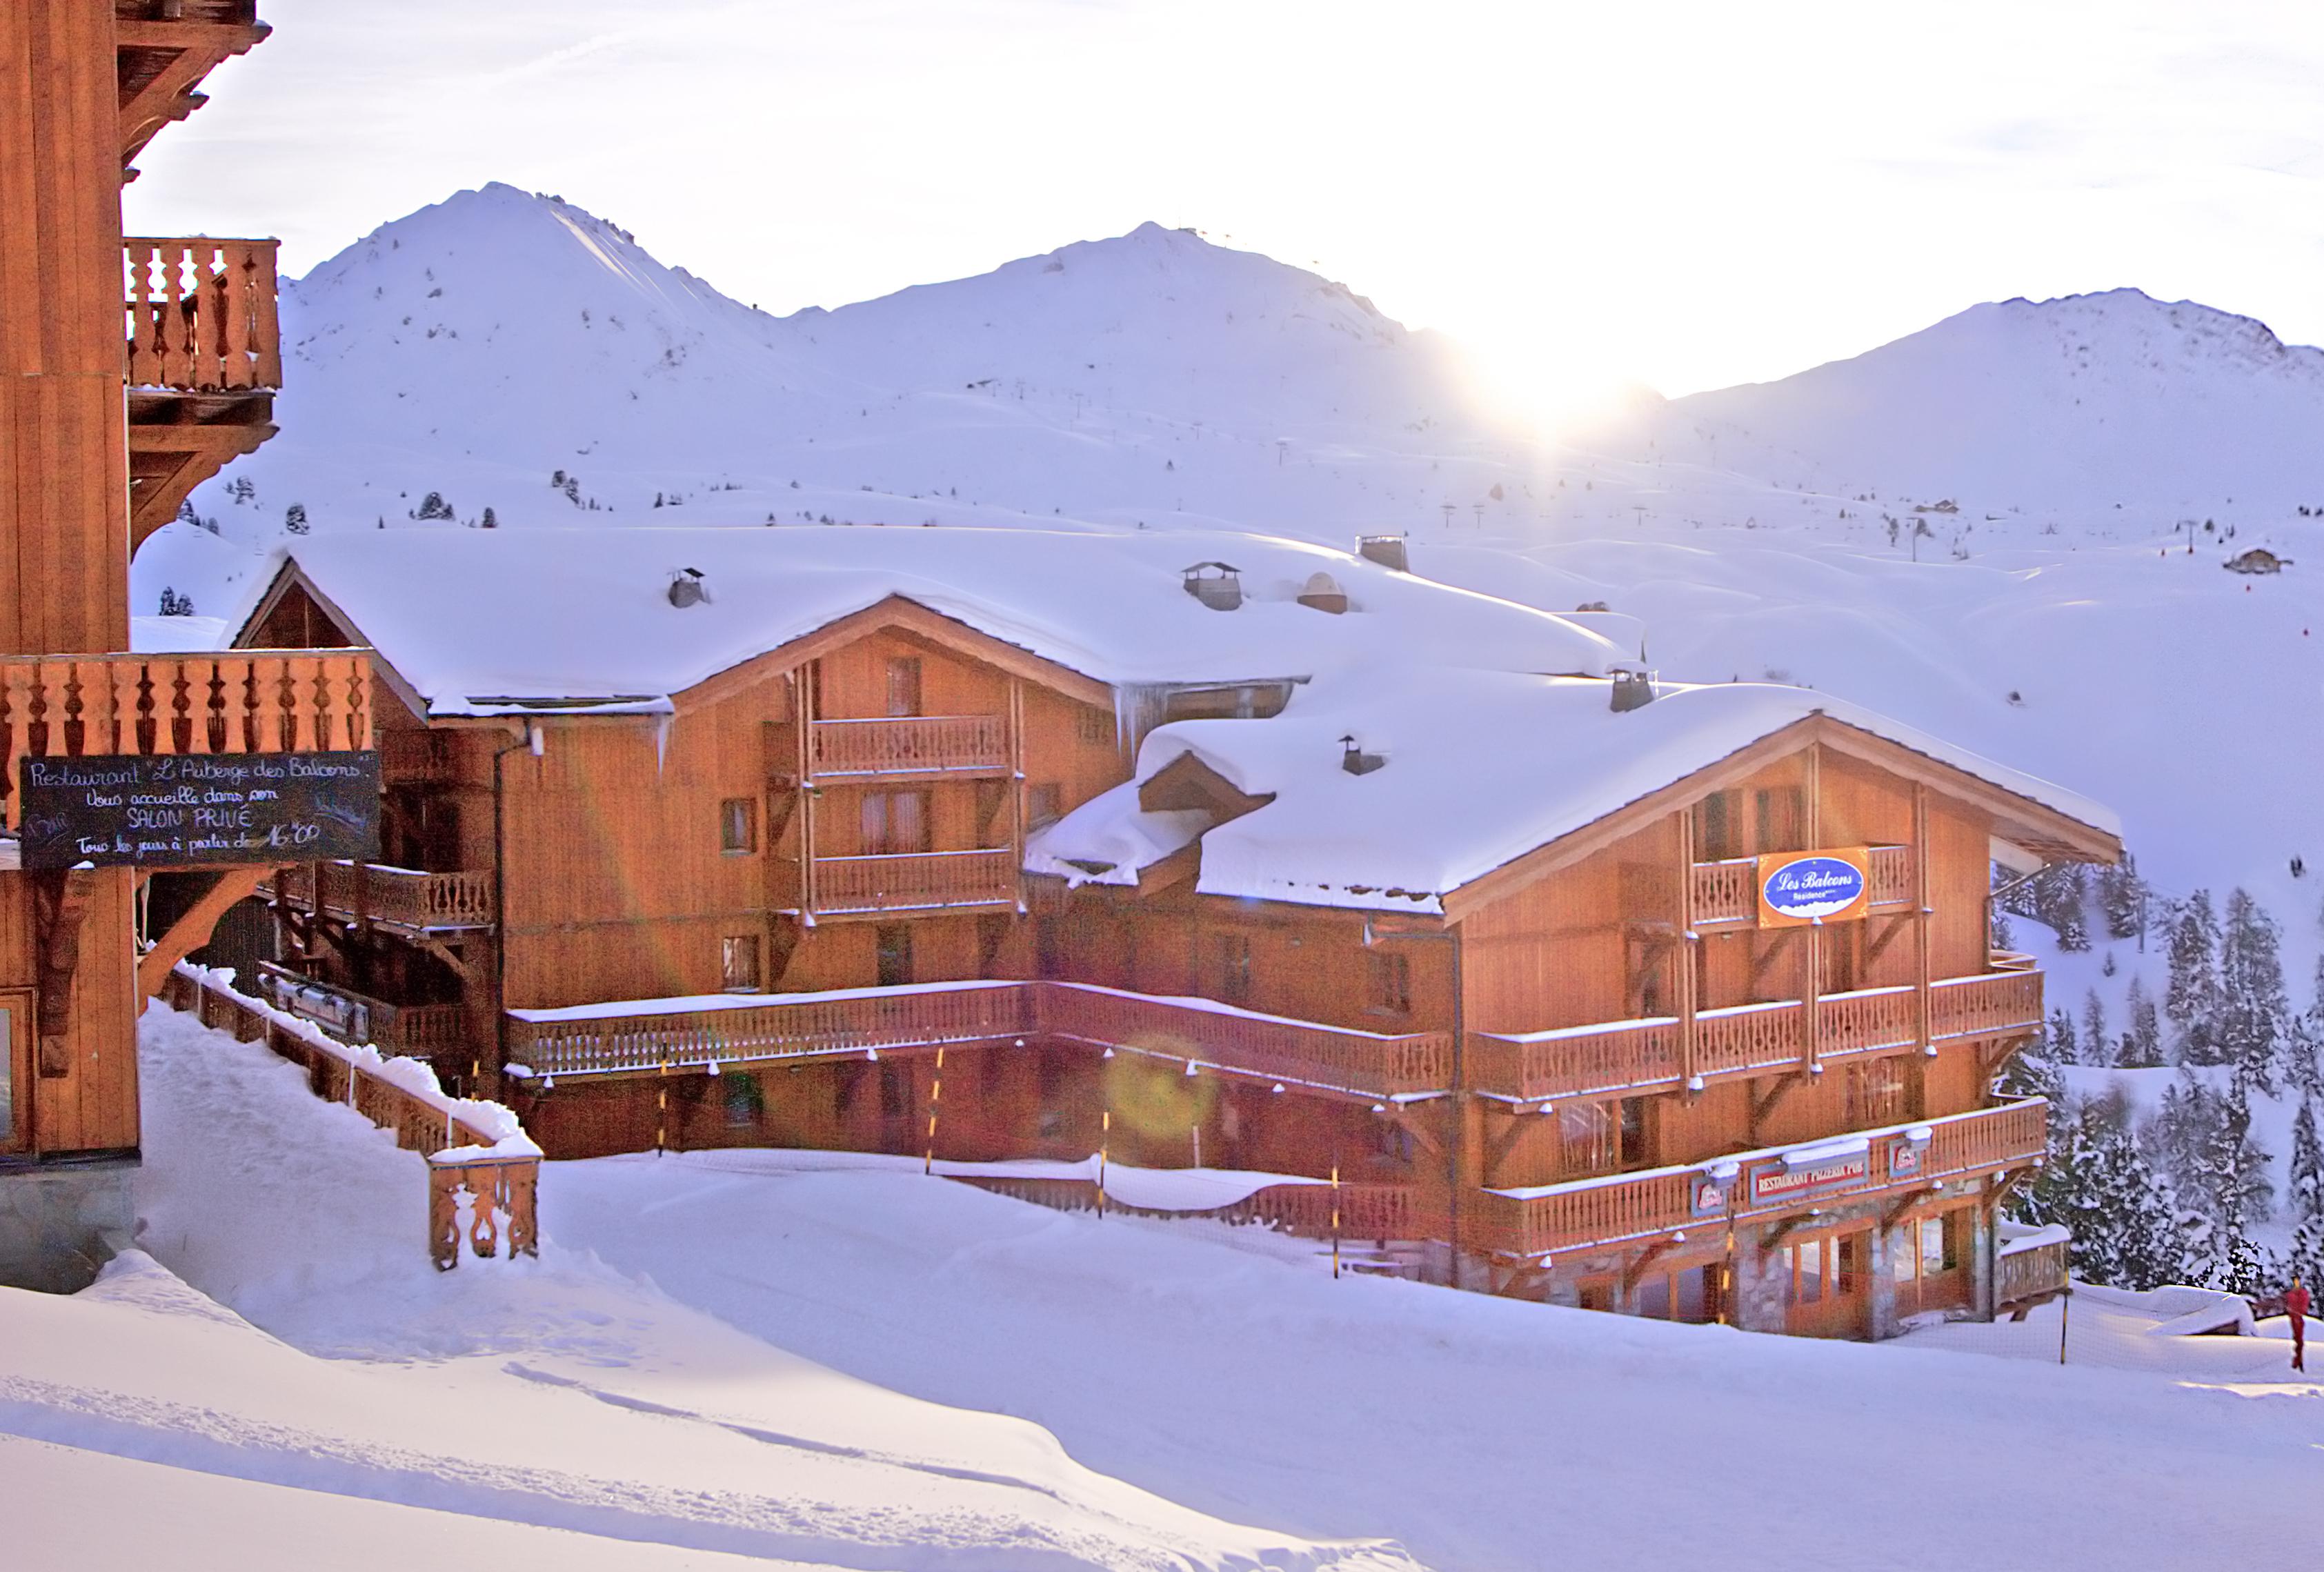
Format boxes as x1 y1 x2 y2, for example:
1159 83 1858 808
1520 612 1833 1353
1692 998 1805 1079
812 848 1018 914
1814 984 1918 1059
1480 1099 2048 1259
159 964 538 1271
808 715 1009 777
379 729 463 784
508 981 1034 1079
0 651 373 829
1996 1238 2072 1309
952 1172 1433 1242
506 979 1455 1102
252 963 466 1056
1929 970 2043 1041
1467 1017 1682 1102
1691 844 1913 927
124 237 281 392
266 859 495 931
1037 983 1456 1101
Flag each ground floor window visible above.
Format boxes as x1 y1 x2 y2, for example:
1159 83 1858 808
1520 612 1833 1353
1781 1230 1870 1306
1633 1263 1722 1324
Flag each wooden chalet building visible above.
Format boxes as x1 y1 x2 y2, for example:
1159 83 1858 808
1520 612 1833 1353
1 3 377 1291
224 526 2115 1338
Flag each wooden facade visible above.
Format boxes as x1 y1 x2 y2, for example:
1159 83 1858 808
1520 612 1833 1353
245 542 2114 1338
0 1 302 1291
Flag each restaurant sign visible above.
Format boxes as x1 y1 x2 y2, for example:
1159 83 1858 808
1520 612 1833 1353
1756 846 1871 928
1745 1145 1871 1206
16 751 379 869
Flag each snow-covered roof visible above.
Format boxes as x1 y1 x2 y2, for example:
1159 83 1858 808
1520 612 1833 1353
219 526 1623 715
1026 668 2121 913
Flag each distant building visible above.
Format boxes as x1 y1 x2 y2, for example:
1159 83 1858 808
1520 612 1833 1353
221 527 2116 1340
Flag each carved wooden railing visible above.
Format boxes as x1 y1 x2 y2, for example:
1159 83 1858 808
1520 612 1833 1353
252 962 468 1056
957 1171 1433 1242
1691 844 1912 927
264 859 496 931
379 729 464 784
0 651 372 830
808 715 1009 777
1039 983 1455 1101
811 848 1018 914
1996 1236 2072 1309
124 237 281 392
1477 1099 2048 1259
161 963 539 1271
507 979 1456 1103
1468 968 2042 1104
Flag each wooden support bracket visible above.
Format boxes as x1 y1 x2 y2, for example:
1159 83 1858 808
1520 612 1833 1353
138 865 273 997
1623 1235 1682 1293
1749 1072 1805 1141
1862 911 1914 968
30 868 97 1076
412 932 475 983
1759 1212 1822 1251
1747 928 1799 993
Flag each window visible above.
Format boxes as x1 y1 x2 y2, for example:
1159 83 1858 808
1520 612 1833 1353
1213 933 1253 1006
1923 1211 1969 1275
723 1071 763 1128
1577 1277 1617 1313
1367 951 1412 1016
875 924 913 988
1026 782 1063 828
860 789 931 855
1695 790 1740 860
721 933 762 993
1076 706 1114 745
1562 1098 1647 1176
719 797 758 855
1754 786 1803 853
0 991 23 1153
885 656 923 718
879 1059 911 1116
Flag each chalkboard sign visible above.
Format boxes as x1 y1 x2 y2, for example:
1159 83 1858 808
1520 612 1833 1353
15 752 380 869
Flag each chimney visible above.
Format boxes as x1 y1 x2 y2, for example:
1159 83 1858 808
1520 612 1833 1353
1356 534 1409 573
1609 661 1655 713
1181 561 1244 611
1296 571 1349 614
1340 734 1387 775
668 567 708 608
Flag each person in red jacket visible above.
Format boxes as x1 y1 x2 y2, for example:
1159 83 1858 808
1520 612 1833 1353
2287 1277 2310 1374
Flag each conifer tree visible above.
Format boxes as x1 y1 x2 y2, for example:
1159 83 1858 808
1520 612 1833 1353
2151 1073 2274 1289
2045 864 2091 951
2165 891 2223 1063
2080 988 2109 1067
2118 975 2165 1067
2100 854 2146 941
2292 954 2324 1102
2016 1091 2187 1290
2287 1097 2324 1285
2218 888 2290 1096
284 502 308 535
2045 1005 2079 1066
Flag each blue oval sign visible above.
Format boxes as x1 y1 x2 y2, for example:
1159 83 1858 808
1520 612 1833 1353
1761 855 1867 921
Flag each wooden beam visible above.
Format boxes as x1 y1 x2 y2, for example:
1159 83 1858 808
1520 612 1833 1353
137 864 271 997
1747 927 1800 993
411 932 475 982
30 869 96 1076
1749 1073 1805 1142
1623 1236 1682 1293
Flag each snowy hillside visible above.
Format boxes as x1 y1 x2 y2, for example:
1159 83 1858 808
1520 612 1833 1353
135 184 2324 939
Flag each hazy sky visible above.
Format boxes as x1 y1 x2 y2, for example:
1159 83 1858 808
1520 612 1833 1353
126 0 2324 419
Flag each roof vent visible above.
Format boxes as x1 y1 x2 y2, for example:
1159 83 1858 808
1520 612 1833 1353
1297 572 1349 614
1182 561 1243 611
1356 534 1409 573
668 567 708 608
1340 734 1387 775
1609 661 1655 713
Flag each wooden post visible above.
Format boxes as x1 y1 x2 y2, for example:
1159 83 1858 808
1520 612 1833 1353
1008 677 1026 913
1676 808 1698 1091
798 662 818 919
1802 746 1823 1075
1098 1106 1110 1217
1913 782 1933 1066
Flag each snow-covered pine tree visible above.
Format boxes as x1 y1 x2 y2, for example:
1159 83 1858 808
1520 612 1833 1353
2099 853 2146 941
2119 975 2165 1067
2045 1005 2079 1065
284 502 308 535
2287 1097 2324 1285
414 491 454 521
2152 1074 2275 1289
157 586 192 617
2080 989 2109 1067
2218 887 2290 1097
2292 953 2324 1102
2014 1091 2187 1290
175 499 199 526
480 507 497 529
2165 890 2223 1063
1989 906 2015 952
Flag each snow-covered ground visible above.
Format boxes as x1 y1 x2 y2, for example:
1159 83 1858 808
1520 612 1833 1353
9 1004 2316 1569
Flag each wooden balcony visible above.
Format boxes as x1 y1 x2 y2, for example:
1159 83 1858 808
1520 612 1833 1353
1996 1231 2072 1311
504 979 1456 1104
252 962 468 1057
0 650 371 830
1466 966 2043 1104
1477 1098 2049 1260
118 3 270 176
810 848 1018 915
1691 843 1914 928
126 237 281 392
266 860 496 933
807 716 1009 779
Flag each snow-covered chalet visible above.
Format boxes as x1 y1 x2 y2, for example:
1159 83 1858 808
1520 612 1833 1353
215 524 2117 1338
